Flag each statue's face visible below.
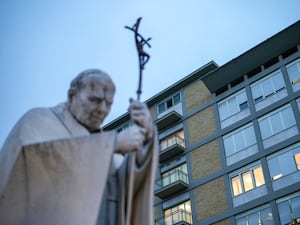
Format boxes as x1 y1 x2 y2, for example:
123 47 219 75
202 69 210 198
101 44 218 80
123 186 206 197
69 76 114 131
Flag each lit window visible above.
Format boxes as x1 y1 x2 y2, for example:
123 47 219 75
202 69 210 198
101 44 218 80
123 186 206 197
251 70 285 104
157 93 181 115
232 176 242 196
223 123 256 157
218 89 249 122
163 200 192 225
160 129 185 151
294 153 300 170
230 165 265 197
287 58 300 86
258 104 296 140
267 143 300 181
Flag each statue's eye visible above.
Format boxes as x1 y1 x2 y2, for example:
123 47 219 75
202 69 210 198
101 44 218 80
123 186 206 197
89 97 97 102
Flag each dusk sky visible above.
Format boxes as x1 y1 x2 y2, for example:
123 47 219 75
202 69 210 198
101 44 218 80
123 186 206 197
1 0 300 148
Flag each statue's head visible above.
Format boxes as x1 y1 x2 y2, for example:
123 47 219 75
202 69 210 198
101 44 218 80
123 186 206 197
67 69 116 132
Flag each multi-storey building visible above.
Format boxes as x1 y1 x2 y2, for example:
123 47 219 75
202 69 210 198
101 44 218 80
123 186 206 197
104 20 300 225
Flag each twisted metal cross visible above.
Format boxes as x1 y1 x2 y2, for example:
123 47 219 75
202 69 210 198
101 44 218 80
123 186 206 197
125 17 151 101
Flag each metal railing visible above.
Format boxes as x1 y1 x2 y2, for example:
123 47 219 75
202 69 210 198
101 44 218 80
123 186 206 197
160 135 185 151
155 209 192 225
155 169 188 191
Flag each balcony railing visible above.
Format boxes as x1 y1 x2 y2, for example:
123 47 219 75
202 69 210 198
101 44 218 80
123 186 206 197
160 136 185 162
155 209 192 225
155 170 189 198
155 110 182 131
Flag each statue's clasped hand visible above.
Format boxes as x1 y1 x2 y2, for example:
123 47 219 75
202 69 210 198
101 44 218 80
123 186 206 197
128 98 153 141
115 99 153 154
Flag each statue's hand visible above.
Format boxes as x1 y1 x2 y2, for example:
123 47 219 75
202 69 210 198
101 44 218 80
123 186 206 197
115 124 146 154
128 99 153 141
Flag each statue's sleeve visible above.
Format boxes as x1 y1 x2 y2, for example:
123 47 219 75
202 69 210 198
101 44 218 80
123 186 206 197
118 128 159 225
0 132 116 225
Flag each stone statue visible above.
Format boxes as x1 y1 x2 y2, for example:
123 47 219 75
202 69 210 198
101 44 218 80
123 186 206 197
0 69 158 225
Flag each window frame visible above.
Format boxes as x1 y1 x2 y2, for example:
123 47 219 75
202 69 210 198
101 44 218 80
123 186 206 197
230 163 265 197
258 104 296 140
267 142 300 181
286 58 300 85
223 123 257 157
159 129 185 151
250 69 286 104
217 88 249 122
157 92 181 115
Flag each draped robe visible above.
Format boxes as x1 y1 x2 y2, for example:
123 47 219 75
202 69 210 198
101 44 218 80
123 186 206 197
0 103 158 225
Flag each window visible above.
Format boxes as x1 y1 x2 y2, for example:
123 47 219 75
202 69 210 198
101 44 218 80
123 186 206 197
116 121 131 132
223 123 256 158
258 104 296 140
160 129 185 151
277 193 300 225
161 163 188 187
236 205 274 225
157 93 181 114
287 58 300 89
230 165 265 197
163 200 192 225
218 89 249 121
267 143 300 181
251 70 286 109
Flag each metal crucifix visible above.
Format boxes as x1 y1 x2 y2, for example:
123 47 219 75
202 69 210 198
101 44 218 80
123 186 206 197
125 17 151 101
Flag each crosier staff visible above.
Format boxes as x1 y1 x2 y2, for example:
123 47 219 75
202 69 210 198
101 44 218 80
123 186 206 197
125 17 151 101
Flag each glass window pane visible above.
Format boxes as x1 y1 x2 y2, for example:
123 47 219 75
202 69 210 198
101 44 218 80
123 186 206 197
253 167 265 187
235 131 245 151
231 176 242 196
242 171 254 192
260 207 274 225
173 93 181 105
244 125 256 146
218 102 228 121
262 78 273 97
224 136 235 156
236 217 247 225
272 72 285 91
166 99 173 108
294 153 300 170
291 196 300 218
248 212 259 225
278 201 292 225
237 91 247 104
158 103 165 114
287 61 300 84
268 157 282 180
281 107 296 128
270 112 283 134
252 84 263 103
259 119 272 139
228 97 239 115
279 151 296 175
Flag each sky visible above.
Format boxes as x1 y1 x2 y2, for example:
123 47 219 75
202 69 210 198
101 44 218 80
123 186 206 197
0 0 300 148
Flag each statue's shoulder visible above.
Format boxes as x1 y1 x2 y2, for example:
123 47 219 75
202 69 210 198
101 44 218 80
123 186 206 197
22 103 66 121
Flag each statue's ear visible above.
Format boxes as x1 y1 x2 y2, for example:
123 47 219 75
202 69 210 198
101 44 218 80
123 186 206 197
67 89 75 104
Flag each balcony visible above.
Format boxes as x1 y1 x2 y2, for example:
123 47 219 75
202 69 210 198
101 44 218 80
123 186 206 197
155 209 192 225
155 104 183 131
160 136 185 163
155 170 189 199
